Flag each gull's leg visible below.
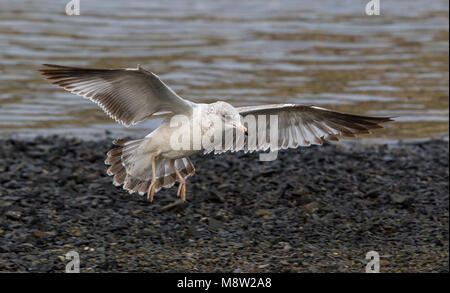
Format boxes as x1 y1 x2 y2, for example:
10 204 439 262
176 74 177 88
147 155 157 202
170 159 186 201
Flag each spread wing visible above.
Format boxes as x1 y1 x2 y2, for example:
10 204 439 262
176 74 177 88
40 64 194 126
235 104 393 152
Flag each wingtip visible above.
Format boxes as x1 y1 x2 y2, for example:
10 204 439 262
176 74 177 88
39 64 72 75
377 116 396 124
40 64 66 69
366 115 396 124
39 64 52 73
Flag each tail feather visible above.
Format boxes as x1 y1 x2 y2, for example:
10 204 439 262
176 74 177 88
113 168 126 186
105 138 195 196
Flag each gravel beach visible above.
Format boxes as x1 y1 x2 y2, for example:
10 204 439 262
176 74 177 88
0 136 448 272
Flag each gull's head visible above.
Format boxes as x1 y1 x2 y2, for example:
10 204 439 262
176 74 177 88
207 101 247 135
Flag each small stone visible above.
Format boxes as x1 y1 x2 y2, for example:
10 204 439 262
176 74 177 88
255 209 272 218
390 193 412 207
33 230 44 237
5 210 22 220
208 218 224 231
366 187 383 198
283 244 292 251
0 245 10 253
303 202 319 214
0 200 13 208
390 193 406 204
160 199 188 212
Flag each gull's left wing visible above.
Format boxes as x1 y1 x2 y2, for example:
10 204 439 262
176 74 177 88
235 104 393 152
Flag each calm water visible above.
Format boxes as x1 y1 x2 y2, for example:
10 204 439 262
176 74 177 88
0 0 448 141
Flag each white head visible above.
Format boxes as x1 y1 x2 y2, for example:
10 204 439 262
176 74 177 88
204 101 247 135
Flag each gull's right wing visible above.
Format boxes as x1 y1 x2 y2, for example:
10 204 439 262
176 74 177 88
40 64 194 126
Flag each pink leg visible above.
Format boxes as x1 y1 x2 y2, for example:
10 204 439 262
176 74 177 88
170 160 186 201
147 155 157 202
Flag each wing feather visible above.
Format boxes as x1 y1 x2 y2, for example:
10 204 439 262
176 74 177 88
237 104 393 152
40 64 194 126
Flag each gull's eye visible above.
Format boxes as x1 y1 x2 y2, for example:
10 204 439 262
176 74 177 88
207 106 215 114
224 115 234 122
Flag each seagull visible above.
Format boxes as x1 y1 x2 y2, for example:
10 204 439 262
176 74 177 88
40 64 393 202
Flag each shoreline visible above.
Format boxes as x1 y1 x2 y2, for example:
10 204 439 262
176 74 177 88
2 130 448 146
0 136 448 272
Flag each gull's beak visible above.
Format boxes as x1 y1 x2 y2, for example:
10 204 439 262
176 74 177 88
239 125 248 136
229 122 247 135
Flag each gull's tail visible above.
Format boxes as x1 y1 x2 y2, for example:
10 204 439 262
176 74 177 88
105 138 195 196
